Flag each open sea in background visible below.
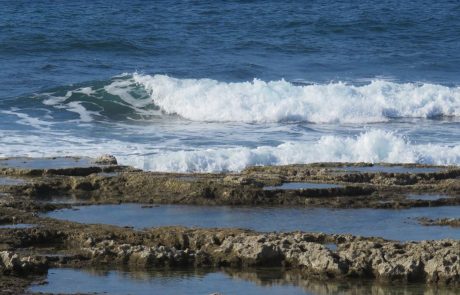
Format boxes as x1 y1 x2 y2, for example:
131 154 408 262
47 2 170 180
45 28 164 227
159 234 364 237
1 0 460 172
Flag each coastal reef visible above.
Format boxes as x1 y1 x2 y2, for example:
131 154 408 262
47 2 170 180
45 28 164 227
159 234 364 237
0 157 458 293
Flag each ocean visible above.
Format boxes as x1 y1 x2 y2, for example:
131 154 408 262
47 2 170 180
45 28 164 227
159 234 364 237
1 0 460 172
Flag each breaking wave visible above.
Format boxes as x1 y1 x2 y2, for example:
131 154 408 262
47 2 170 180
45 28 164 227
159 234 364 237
14 73 460 125
134 74 460 123
141 130 460 172
2 129 458 173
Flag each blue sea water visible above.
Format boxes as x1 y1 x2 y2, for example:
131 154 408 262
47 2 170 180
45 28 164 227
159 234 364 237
1 0 460 172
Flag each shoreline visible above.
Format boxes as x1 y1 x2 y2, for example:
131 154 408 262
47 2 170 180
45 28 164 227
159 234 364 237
0 157 459 293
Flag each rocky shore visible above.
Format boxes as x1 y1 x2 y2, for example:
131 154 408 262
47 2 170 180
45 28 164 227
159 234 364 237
418 217 460 228
1 157 459 209
0 157 458 293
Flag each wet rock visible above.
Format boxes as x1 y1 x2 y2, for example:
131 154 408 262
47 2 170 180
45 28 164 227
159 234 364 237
0 251 47 275
339 240 460 283
285 242 345 276
82 240 195 267
423 241 460 283
220 235 282 266
1 159 460 293
93 155 118 165
4 159 459 209
417 217 460 227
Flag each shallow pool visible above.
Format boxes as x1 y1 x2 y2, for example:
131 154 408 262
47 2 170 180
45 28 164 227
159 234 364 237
45 204 460 241
338 165 443 174
263 182 343 190
0 223 35 229
29 268 456 295
406 194 451 201
0 177 26 185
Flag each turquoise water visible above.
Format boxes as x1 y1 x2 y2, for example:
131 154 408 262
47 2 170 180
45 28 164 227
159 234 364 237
0 1 460 172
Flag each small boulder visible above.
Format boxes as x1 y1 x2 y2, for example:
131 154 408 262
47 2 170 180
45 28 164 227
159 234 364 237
94 154 118 165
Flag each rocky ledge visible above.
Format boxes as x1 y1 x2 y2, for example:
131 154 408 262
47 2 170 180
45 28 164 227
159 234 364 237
418 217 460 228
77 229 459 284
1 225 459 288
0 157 458 293
0 157 459 209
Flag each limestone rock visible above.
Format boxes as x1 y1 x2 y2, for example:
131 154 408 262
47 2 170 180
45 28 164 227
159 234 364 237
93 155 118 165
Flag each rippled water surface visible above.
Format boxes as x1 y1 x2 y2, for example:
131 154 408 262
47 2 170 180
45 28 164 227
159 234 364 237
1 1 460 172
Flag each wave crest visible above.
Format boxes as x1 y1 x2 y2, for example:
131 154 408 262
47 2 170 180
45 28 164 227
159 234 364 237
134 74 460 123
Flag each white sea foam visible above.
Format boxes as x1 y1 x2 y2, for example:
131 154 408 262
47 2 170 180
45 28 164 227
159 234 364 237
1 109 53 129
133 74 460 123
104 78 162 117
41 89 98 122
65 101 99 122
1 129 458 172
141 130 460 172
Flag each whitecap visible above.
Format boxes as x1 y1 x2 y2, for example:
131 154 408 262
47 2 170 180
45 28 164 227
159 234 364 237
141 130 460 172
133 74 460 123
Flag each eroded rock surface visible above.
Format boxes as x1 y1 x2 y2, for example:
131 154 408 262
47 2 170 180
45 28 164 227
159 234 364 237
1 159 458 209
0 158 458 293
418 217 460 228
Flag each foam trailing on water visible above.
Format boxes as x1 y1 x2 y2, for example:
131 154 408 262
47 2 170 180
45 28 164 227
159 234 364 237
1 109 54 129
134 74 460 123
0 132 152 170
142 130 460 172
1 129 458 172
34 78 161 123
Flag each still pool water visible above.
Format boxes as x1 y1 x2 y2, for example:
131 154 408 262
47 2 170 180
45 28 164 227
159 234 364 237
0 223 35 229
406 194 451 201
0 177 26 186
45 204 460 241
263 182 343 190
29 268 458 295
338 165 443 174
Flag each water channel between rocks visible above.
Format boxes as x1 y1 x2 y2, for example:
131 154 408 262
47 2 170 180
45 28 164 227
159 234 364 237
0 177 26 185
406 194 452 201
45 204 460 241
263 182 343 190
0 224 35 229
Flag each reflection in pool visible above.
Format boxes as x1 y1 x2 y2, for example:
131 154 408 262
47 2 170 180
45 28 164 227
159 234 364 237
29 268 457 295
45 204 460 241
